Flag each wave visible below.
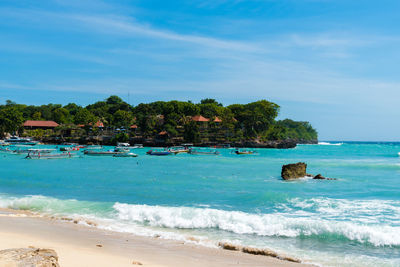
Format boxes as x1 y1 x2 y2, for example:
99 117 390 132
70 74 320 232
0 194 399 248
113 202 400 247
318 142 343 146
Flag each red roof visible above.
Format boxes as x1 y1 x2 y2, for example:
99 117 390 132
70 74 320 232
88 121 104 127
130 124 138 129
192 115 209 122
77 124 85 128
214 116 222 123
158 131 168 135
23 120 59 127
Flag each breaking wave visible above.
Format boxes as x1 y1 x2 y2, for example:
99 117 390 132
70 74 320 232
0 194 399 248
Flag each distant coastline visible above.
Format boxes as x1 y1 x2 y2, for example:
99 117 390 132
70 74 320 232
0 96 318 148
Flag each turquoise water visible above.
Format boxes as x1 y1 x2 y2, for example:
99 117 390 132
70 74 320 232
0 142 400 266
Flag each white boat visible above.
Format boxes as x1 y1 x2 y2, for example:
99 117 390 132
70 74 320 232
84 145 103 150
25 150 73 159
188 148 220 155
169 146 189 154
113 152 138 157
0 140 10 146
5 136 38 145
114 147 130 152
117 142 130 147
133 144 144 148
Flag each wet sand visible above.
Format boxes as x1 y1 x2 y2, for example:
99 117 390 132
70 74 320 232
0 209 312 267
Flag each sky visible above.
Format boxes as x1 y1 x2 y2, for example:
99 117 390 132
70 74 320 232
1 0 400 141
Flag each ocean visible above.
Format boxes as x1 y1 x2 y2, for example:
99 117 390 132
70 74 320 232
0 142 399 266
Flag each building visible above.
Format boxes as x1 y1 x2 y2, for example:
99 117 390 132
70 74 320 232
191 115 209 122
23 120 59 130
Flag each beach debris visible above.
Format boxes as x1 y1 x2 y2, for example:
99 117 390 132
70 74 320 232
0 247 59 267
218 242 301 263
132 260 143 265
96 244 103 247
281 162 307 180
218 242 241 251
85 220 98 227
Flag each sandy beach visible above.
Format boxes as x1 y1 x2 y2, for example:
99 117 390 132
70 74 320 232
0 209 310 267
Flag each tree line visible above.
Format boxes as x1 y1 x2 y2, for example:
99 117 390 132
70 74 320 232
0 96 317 143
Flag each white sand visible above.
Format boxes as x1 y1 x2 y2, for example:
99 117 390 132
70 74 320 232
0 210 312 267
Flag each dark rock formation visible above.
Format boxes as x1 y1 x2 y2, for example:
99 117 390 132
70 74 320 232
313 174 337 180
281 162 307 180
218 242 301 263
0 247 59 267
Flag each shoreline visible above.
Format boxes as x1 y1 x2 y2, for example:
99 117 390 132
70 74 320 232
0 208 313 267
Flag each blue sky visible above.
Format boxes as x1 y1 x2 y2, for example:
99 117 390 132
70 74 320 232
1 0 400 141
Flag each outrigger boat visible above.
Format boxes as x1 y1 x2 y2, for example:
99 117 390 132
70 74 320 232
5 136 38 146
146 149 172 156
25 150 73 159
188 148 220 155
60 146 80 151
233 149 256 155
168 146 189 154
84 150 124 156
113 152 138 157
0 140 10 146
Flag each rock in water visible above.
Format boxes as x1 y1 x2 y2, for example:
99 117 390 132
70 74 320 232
0 247 59 267
313 174 325 179
281 162 307 180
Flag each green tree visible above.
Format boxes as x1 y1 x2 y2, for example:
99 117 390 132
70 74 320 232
53 107 70 124
74 109 97 125
113 110 133 127
0 106 24 136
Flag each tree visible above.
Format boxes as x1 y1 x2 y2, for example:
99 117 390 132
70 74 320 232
0 106 24 136
53 108 70 124
74 109 97 125
112 110 133 127
32 111 42 120
200 98 222 106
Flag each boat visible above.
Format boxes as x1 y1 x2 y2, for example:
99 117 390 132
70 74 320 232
5 136 38 145
25 150 72 159
84 145 103 150
234 149 256 155
84 148 125 156
84 150 124 156
113 152 138 157
60 146 80 151
168 146 189 154
188 148 220 155
0 140 10 146
114 147 130 152
133 144 144 148
11 147 54 154
117 142 130 147
146 149 172 156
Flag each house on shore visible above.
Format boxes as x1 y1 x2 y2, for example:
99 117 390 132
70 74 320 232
23 120 59 130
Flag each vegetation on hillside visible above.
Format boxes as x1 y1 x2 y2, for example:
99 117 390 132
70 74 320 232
0 96 317 143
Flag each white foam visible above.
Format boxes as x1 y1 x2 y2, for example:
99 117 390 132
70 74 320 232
318 142 343 146
113 202 400 247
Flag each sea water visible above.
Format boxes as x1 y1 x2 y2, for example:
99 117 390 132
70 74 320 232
0 142 399 266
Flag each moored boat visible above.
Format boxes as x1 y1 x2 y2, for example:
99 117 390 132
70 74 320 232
233 149 256 155
5 136 38 145
84 150 124 156
188 148 220 155
146 149 172 156
113 152 138 157
25 150 73 159
169 146 189 154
